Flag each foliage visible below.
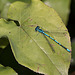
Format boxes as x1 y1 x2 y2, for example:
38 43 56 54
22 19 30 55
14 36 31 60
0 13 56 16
0 0 71 75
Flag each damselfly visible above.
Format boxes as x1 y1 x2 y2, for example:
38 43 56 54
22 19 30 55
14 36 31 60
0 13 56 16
35 26 71 53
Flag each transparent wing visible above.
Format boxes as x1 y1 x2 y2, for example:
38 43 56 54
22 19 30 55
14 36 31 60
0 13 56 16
44 30 67 37
26 25 68 37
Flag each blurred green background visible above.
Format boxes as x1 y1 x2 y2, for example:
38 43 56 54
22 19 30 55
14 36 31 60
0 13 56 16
67 0 75 75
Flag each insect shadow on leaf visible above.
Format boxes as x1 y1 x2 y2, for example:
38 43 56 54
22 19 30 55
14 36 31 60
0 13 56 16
42 34 55 53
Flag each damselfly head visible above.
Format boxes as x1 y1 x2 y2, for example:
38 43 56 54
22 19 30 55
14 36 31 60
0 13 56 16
35 26 40 31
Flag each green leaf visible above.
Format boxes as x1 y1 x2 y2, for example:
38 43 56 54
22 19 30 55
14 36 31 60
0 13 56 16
1 2 11 19
0 64 17 75
0 0 31 18
42 0 71 25
0 0 71 75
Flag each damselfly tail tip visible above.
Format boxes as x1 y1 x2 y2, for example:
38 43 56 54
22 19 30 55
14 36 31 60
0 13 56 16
67 49 71 53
